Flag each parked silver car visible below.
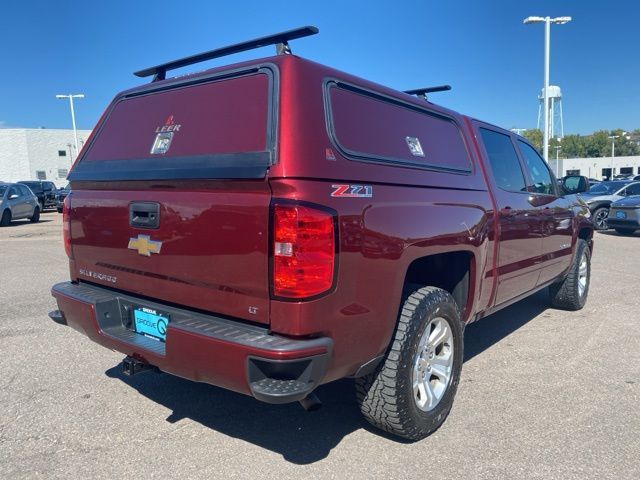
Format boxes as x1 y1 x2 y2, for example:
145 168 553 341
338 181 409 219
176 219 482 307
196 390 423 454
608 195 640 235
0 182 40 226
579 181 640 230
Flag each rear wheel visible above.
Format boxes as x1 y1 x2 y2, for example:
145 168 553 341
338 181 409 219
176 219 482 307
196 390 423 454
592 207 609 230
0 209 11 227
549 239 591 310
30 206 40 223
38 201 44 212
614 227 636 235
356 287 464 440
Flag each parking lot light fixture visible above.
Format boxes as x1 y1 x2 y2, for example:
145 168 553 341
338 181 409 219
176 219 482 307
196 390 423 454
608 134 620 177
523 16 572 163
56 94 85 159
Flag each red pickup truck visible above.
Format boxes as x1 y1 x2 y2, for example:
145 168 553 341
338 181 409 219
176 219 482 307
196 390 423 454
49 27 593 440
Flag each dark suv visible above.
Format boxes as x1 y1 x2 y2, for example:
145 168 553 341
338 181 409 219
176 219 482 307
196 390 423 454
48 27 594 440
18 180 57 210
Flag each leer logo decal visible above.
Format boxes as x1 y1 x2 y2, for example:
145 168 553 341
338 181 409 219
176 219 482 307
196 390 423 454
128 234 162 256
331 184 373 198
150 115 182 155
405 136 425 157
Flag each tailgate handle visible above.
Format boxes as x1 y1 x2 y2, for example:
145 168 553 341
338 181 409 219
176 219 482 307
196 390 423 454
130 202 160 229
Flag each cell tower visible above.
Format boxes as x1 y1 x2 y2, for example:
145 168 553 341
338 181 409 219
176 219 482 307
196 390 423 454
537 85 564 138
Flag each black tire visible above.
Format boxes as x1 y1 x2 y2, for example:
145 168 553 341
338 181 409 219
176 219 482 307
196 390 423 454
356 287 464 440
38 201 44 212
592 207 609 230
30 206 40 223
614 227 636 235
549 239 591 311
0 209 11 227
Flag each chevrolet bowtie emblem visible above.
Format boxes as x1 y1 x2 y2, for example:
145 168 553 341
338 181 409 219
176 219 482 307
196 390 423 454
128 234 162 257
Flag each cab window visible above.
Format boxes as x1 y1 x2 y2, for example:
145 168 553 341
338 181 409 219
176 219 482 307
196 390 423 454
517 141 556 195
479 128 527 193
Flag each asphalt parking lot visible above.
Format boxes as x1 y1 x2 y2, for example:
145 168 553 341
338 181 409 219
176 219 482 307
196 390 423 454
0 211 638 479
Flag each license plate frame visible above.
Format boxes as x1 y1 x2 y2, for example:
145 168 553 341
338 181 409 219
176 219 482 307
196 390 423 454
132 307 170 342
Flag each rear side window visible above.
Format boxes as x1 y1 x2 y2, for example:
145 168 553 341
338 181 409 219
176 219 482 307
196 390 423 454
517 141 555 195
479 129 526 192
327 83 471 172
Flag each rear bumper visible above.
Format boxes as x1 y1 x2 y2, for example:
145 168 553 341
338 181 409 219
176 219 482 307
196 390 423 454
50 282 331 403
607 208 640 229
606 219 639 229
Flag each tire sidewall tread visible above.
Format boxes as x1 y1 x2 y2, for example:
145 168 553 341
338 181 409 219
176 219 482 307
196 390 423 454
549 239 591 311
356 286 464 440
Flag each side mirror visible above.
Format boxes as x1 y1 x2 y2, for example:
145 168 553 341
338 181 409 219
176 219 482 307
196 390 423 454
8 194 19 200
561 175 589 195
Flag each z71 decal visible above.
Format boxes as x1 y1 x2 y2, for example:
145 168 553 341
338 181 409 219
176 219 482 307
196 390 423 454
331 184 373 198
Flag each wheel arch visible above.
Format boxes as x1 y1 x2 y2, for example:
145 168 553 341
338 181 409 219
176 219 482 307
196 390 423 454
589 201 611 212
402 250 476 323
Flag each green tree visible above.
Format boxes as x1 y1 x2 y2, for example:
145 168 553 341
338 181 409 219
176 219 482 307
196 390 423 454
518 127 639 158
609 129 640 157
557 134 585 158
522 129 542 151
585 130 610 157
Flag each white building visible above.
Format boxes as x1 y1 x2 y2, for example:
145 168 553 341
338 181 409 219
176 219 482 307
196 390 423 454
548 155 640 180
0 128 92 187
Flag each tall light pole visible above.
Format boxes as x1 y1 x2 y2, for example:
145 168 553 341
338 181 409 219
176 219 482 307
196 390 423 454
554 145 562 177
608 134 619 179
523 16 571 162
56 94 85 158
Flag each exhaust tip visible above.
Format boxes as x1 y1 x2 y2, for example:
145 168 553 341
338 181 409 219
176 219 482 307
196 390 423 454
48 309 67 326
298 392 322 412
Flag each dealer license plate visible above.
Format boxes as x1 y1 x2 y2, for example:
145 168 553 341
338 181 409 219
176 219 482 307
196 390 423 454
133 307 170 342
616 211 626 219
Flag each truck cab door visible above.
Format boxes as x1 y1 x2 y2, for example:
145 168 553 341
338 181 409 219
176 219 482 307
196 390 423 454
476 126 544 307
515 140 574 285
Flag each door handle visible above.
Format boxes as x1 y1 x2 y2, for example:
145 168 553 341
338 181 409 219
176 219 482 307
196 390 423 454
129 202 160 229
499 206 516 217
541 207 554 215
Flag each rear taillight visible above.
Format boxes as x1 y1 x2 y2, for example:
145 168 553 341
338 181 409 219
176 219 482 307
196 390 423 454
62 195 73 259
272 203 336 299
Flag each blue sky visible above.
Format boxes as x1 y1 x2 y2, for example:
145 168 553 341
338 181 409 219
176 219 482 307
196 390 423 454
1 1 638 134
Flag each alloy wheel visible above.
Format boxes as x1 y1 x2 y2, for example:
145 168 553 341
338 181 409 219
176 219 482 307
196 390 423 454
413 317 454 412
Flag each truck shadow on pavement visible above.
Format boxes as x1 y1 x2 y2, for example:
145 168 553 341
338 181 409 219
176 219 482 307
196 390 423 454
2 219 54 227
105 289 549 464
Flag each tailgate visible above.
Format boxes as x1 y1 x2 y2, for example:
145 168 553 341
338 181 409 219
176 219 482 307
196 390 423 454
67 68 276 324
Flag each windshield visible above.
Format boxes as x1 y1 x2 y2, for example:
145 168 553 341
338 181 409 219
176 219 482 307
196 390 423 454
587 184 612 194
0 185 7 197
586 181 627 195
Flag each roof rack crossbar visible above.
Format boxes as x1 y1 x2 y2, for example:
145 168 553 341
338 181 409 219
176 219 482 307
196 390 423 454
134 26 319 82
403 85 452 100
